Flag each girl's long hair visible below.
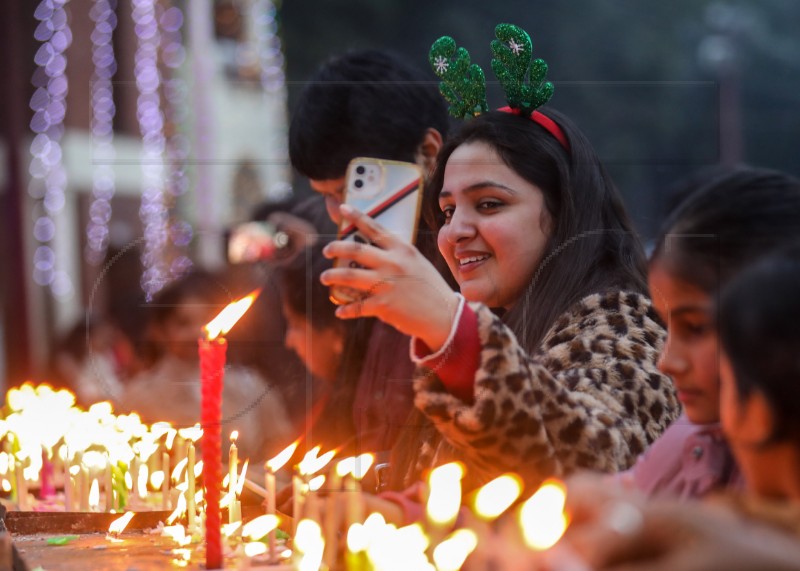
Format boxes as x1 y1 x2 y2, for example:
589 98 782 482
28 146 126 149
424 109 647 352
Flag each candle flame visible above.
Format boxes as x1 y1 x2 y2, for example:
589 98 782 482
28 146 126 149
242 514 279 540
88 479 100 509
297 446 335 476
266 440 299 472
351 453 374 480
308 474 325 491
426 462 464 526
222 522 242 537
166 492 187 525
346 523 367 553
295 519 325 571
236 459 249 495
204 290 260 340
171 457 188 482
432 529 478 571
244 542 268 557
474 473 523 520
520 479 569 550
230 430 239 442
108 511 135 535
150 470 165 489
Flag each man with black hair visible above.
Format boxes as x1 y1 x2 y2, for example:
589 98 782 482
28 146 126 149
288 49 450 469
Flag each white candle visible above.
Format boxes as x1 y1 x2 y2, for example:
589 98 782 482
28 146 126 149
228 432 238 524
130 456 140 508
104 460 114 512
265 467 277 562
292 471 306 536
186 441 196 533
161 452 170 511
323 464 344 569
15 457 27 511
79 464 89 512
63 449 73 512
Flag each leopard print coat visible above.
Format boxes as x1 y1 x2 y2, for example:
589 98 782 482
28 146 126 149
407 290 680 490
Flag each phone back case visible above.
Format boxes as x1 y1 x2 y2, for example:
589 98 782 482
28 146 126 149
331 157 424 304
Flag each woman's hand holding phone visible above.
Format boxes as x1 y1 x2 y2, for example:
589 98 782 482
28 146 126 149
320 204 459 353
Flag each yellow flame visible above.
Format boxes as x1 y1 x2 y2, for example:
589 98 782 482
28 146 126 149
520 479 569 550
426 462 464 526
347 523 368 553
137 464 149 497
222 522 242 537
150 470 165 489
242 514 279 540
162 524 188 545
166 493 187 525
236 459 249 495
308 475 325 491
432 529 478 571
171 457 188 482
295 519 325 571
1 480 10 492
266 440 299 472
204 290 260 340
244 542 268 557
178 425 203 442
474 474 523 520
351 453 374 480
230 430 239 442
108 511 135 535
297 447 335 476
88 479 100 509
194 460 203 478
336 457 355 478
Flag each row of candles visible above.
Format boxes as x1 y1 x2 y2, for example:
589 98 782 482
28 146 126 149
0 384 575 570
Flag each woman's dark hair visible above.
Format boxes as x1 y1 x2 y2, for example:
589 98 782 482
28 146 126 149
289 49 450 181
275 243 365 452
424 108 647 351
650 166 800 294
716 243 800 444
276 241 340 331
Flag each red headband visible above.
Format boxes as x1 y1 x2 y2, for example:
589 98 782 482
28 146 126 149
498 106 570 151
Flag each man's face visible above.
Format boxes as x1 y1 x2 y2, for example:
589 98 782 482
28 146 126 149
309 177 346 225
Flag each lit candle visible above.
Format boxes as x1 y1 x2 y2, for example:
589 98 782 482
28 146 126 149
228 431 238 524
425 462 464 547
198 290 259 570
265 441 298 563
186 441 196 533
15 456 27 511
63 448 73 512
39 448 55 499
104 460 114 512
79 462 89 512
323 459 348 570
161 452 170 511
130 456 140 509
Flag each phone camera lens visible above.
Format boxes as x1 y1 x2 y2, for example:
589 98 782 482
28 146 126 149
354 179 364 189
356 166 366 175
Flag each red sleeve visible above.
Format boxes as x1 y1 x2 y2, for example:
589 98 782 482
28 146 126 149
378 490 425 525
411 303 481 404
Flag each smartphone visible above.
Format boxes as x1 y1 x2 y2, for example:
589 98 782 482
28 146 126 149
330 157 424 305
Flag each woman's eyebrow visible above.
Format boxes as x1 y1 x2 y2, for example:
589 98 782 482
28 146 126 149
439 181 518 199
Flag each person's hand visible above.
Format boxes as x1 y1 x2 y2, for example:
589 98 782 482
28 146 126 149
320 204 459 352
564 476 800 571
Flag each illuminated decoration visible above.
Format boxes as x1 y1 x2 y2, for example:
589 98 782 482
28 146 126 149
159 3 194 280
84 0 119 266
252 0 291 197
28 0 74 299
132 0 169 300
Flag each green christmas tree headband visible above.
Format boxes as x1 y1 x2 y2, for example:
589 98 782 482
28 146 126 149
429 23 569 150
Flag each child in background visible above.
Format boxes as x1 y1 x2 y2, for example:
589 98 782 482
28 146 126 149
621 167 800 499
122 269 292 462
718 243 800 505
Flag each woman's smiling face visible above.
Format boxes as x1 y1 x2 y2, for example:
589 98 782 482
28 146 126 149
437 141 552 309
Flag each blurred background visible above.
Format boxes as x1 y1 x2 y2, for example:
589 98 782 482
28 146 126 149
2 0 799 391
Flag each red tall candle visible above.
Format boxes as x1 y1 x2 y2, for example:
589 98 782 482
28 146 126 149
199 335 226 570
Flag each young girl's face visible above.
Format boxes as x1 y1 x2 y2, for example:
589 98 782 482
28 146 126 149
649 260 720 424
437 141 552 309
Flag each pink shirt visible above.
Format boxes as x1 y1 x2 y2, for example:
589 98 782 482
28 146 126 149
620 414 743 500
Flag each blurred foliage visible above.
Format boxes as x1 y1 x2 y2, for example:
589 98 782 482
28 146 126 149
280 0 800 238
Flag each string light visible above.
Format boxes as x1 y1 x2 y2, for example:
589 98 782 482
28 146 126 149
132 0 169 300
85 0 118 266
28 0 74 299
252 0 291 197
159 4 194 280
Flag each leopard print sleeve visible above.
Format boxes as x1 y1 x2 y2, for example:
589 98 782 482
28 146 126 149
412 290 680 486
